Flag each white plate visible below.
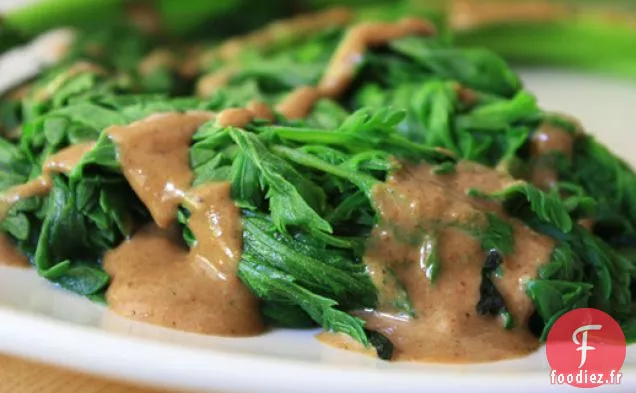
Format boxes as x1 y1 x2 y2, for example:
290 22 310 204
1 70 636 392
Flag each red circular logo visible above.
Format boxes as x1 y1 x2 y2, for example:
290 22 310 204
546 308 626 388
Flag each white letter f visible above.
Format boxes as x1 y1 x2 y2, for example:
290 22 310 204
572 324 602 368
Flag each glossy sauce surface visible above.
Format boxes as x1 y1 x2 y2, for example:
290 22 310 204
0 142 95 220
138 49 176 76
0 234 29 267
0 142 94 264
105 112 214 228
356 163 554 362
104 183 263 336
277 18 436 119
451 0 568 31
530 121 575 189
196 7 353 97
103 111 265 335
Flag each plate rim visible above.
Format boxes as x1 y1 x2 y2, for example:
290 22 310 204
1 301 634 393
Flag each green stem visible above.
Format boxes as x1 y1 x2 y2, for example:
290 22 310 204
156 0 240 36
3 0 125 36
454 12 636 79
2 0 244 38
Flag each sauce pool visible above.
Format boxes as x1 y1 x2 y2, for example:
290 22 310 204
348 163 554 362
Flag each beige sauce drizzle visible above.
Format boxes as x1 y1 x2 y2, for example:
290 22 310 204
530 122 575 189
217 108 255 128
195 7 352 97
339 162 554 362
198 8 351 72
101 108 277 335
177 45 204 78
0 142 95 220
138 49 176 76
196 67 236 98
453 83 478 106
319 18 436 98
125 1 163 35
104 105 274 229
276 86 321 120
217 104 275 127
0 178 50 220
105 112 214 228
317 332 376 357
198 14 435 113
531 123 574 158
7 83 32 100
277 18 436 119
0 233 29 268
216 7 353 61
451 0 570 31
185 183 243 278
247 100 275 122
42 142 95 175
579 218 595 231
0 142 92 266
102 110 265 335
104 182 263 336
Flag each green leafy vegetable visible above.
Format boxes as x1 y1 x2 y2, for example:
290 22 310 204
467 183 573 233
1 3 636 354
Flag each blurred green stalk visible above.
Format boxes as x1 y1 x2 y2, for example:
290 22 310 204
454 6 636 79
310 0 636 79
2 0 635 80
1 0 241 38
2 0 126 36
